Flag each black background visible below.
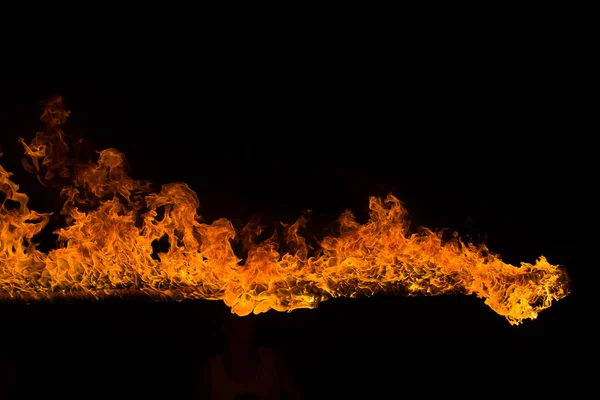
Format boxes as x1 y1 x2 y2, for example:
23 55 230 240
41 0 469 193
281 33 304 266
1 50 577 400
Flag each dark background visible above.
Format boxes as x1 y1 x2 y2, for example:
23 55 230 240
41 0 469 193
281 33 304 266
1 53 577 400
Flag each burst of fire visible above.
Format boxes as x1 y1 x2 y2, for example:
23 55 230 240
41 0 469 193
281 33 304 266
0 97 569 324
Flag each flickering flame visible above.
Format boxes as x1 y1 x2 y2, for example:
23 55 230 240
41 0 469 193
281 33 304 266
0 97 569 324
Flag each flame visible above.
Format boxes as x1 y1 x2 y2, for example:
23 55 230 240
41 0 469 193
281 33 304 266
0 97 569 324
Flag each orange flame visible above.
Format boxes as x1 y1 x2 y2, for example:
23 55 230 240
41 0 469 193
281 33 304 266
0 97 569 324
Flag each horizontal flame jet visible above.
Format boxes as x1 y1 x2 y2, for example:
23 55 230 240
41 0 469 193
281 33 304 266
0 97 570 324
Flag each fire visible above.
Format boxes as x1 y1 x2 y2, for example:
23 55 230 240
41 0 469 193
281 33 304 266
0 97 569 324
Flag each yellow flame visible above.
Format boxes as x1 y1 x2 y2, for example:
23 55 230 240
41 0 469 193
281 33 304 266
0 97 569 324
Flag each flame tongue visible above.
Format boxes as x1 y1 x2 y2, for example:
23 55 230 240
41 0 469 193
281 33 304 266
0 97 569 324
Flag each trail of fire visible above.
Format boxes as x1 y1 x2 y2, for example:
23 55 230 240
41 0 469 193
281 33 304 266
0 97 569 324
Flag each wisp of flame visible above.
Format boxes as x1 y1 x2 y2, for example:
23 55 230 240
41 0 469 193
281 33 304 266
0 97 569 324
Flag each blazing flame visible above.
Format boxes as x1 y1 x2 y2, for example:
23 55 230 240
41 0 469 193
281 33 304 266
0 97 569 324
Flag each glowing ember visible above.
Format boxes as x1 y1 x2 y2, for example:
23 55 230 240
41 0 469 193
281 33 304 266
0 97 569 324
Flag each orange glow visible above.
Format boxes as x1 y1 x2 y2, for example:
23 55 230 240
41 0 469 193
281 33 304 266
0 97 569 324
